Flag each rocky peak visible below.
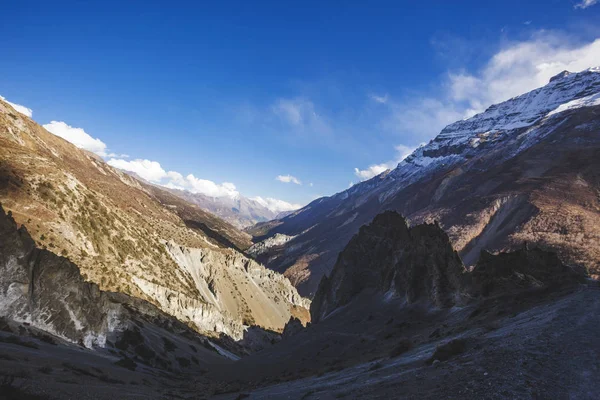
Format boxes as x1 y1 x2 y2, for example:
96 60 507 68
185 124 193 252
549 70 572 83
311 211 467 322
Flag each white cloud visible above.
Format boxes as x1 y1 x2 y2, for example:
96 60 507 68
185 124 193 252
273 99 303 126
43 121 108 156
370 93 389 104
107 158 240 197
276 174 302 185
379 32 600 142
251 196 301 213
0 95 33 117
447 34 600 116
354 144 416 181
272 97 332 135
354 164 389 181
166 171 187 186
184 174 239 197
107 158 167 182
575 0 598 8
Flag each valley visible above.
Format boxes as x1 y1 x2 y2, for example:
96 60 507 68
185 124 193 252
1 67 600 399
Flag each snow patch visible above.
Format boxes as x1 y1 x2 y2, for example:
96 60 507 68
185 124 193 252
548 92 600 116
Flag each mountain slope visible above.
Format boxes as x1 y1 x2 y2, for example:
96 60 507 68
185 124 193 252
0 98 309 341
0 204 234 361
249 68 600 296
144 183 253 251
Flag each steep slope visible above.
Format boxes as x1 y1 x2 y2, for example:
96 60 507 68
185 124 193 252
311 212 467 322
0 99 309 341
144 183 253 251
0 203 231 365
251 67 600 296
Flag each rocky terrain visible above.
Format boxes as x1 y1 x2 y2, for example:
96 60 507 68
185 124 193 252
203 211 598 399
0 203 237 398
248 68 600 297
145 183 254 252
0 99 309 342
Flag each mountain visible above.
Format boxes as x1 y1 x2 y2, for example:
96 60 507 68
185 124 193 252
248 67 600 296
0 98 309 343
163 187 286 229
144 183 254 251
0 203 235 361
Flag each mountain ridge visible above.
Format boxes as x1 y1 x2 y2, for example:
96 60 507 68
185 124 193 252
249 67 600 296
0 99 309 341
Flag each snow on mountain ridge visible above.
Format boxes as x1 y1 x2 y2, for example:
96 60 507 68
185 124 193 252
312 67 600 212
437 67 600 143
382 67 600 191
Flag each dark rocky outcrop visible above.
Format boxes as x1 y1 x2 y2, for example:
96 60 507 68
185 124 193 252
281 317 304 338
311 211 587 323
311 211 467 322
471 245 586 297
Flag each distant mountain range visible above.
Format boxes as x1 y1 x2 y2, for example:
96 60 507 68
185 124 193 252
248 67 600 296
161 186 284 229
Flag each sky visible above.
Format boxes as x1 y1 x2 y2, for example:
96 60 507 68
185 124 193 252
1 0 600 210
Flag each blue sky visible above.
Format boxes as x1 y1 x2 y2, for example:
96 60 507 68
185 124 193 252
2 0 600 209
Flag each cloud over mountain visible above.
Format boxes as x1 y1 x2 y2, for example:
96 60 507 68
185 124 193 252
0 95 33 117
354 145 416 181
43 121 108 156
276 174 302 185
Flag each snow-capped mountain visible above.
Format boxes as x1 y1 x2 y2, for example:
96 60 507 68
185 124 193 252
383 67 600 194
249 67 600 296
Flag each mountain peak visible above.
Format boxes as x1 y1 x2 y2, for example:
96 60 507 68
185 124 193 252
549 70 572 83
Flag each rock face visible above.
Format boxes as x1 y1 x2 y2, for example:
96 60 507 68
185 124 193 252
153 241 310 339
251 67 600 296
471 246 586 297
0 205 114 347
311 211 586 323
311 212 466 322
247 233 297 257
0 98 309 341
0 204 230 369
